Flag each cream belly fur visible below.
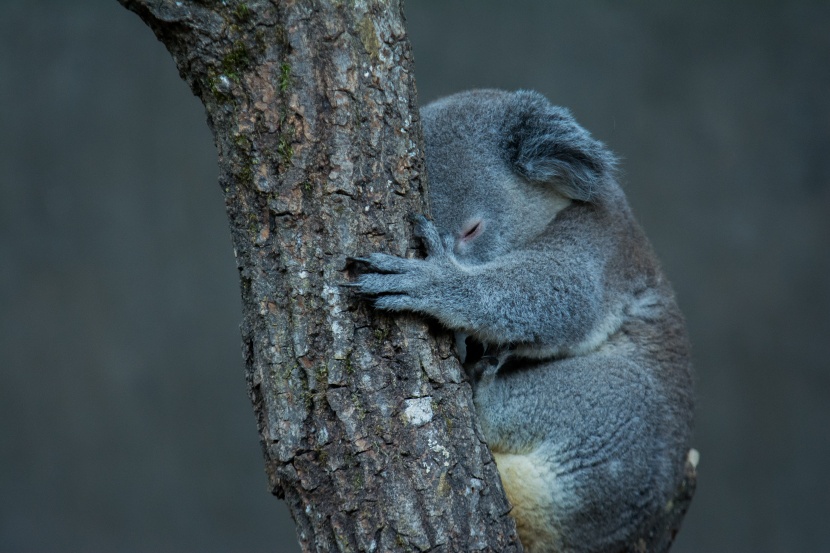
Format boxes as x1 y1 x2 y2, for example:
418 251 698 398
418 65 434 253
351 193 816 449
493 451 562 553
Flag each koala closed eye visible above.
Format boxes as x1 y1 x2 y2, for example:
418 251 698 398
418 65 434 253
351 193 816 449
460 219 483 242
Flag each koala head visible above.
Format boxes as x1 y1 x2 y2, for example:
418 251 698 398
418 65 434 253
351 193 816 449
420 89 617 265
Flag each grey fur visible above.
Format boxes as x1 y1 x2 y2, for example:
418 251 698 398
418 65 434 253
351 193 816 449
350 90 694 553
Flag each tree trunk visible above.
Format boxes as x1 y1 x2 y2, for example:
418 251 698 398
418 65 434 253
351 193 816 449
118 1 696 551
117 0 520 551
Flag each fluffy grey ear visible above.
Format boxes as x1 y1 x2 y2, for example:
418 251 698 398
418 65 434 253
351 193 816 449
507 90 617 202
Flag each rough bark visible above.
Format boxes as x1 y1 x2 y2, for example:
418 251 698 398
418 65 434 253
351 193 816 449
118 0 519 551
118 1 696 551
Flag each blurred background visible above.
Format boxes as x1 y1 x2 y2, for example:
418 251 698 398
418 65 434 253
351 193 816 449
2 1 828 551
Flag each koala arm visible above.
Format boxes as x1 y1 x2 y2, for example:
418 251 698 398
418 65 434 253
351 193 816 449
350 217 607 356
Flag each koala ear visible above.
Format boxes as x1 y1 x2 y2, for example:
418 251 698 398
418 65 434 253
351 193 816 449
506 90 617 202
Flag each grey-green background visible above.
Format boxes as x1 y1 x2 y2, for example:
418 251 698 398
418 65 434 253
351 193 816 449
2 1 828 552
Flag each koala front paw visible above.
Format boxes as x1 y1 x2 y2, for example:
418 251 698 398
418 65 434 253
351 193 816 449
346 216 458 315
346 253 434 313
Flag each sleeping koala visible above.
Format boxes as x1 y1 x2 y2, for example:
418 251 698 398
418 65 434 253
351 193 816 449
350 90 694 553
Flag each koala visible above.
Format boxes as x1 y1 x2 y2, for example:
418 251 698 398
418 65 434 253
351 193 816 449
349 90 694 553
